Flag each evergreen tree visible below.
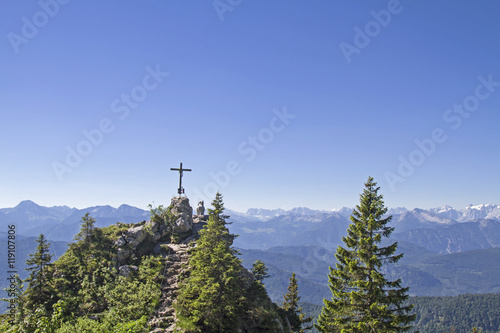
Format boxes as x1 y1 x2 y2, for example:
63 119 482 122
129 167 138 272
176 192 245 332
316 177 415 332
74 212 96 244
252 260 270 283
24 233 54 311
70 213 114 270
282 272 313 332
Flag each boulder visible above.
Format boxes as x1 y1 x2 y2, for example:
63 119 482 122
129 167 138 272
125 225 147 248
170 197 193 234
117 247 133 265
193 215 209 223
118 265 138 277
146 220 159 233
114 235 127 247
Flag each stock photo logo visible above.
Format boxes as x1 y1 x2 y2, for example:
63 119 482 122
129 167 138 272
385 74 499 191
51 65 168 182
213 0 243 21
7 0 71 54
192 106 296 202
340 0 412 64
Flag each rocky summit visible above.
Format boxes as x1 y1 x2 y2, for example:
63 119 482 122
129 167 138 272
112 197 292 332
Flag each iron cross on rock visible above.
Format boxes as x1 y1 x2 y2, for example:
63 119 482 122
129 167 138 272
170 162 192 195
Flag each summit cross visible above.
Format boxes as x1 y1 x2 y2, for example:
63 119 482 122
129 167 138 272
170 162 192 195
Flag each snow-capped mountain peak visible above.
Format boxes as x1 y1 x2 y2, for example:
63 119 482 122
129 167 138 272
461 204 500 221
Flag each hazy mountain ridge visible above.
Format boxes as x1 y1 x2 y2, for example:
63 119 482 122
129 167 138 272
0 201 149 241
393 219 500 254
0 200 76 221
2 200 499 243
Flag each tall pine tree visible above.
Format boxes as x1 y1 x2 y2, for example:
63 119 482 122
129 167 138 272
316 177 415 332
282 272 313 333
24 233 54 311
176 192 245 332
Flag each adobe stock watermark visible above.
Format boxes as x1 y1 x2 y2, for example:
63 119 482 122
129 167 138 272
385 74 499 191
7 0 71 54
295 223 346 278
340 0 411 64
213 0 242 21
51 65 169 182
191 106 296 202
296 246 332 279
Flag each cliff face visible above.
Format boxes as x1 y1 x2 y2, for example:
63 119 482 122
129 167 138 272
115 197 290 333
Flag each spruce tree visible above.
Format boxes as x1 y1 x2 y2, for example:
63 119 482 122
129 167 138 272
176 192 245 332
251 260 270 283
316 177 415 332
24 233 54 311
282 272 313 332
71 213 114 268
74 212 96 244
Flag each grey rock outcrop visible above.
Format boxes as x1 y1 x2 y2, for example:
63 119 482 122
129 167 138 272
118 265 138 277
126 225 148 248
111 197 289 332
169 197 193 234
114 197 195 265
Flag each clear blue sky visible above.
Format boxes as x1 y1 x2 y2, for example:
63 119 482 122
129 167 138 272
1 0 499 212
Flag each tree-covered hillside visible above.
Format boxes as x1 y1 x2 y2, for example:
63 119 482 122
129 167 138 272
240 246 500 305
301 294 500 333
409 294 500 333
1 194 310 332
0 235 68 314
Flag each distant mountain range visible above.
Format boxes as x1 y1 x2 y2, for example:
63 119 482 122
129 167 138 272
0 200 149 241
1 200 499 307
1 200 499 241
235 204 500 223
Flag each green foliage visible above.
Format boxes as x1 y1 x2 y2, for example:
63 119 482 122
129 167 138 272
241 279 285 332
282 273 313 332
316 177 415 332
176 192 245 332
5 202 289 332
24 234 55 312
303 294 500 333
105 259 162 320
252 260 270 283
55 308 149 333
99 222 134 239
73 213 95 244
148 203 175 232
176 192 288 332
50 216 118 317
4 212 166 332
12 299 68 333
408 294 500 333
